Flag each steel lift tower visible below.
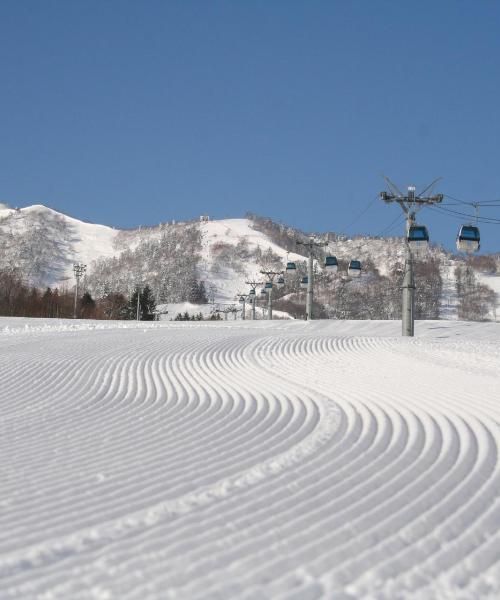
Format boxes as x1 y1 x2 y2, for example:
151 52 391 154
380 177 443 336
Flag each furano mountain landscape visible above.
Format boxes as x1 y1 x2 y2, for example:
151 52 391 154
1 202 498 321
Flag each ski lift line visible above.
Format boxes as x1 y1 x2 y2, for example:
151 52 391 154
382 215 407 236
442 193 471 206
439 202 500 208
433 209 500 225
337 193 379 236
429 205 500 225
377 212 406 236
443 194 500 207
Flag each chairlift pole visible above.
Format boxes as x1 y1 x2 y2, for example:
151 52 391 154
245 281 262 320
380 179 443 336
402 214 416 337
259 271 284 321
236 293 249 320
296 238 328 320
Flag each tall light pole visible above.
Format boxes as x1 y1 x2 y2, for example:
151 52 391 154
259 271 283 320
296 238 328 320
380 177 443 336
136 285 141 321
73 263 87 319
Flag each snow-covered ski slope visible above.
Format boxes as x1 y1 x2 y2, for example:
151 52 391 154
1 318 499 600
199 218 304 301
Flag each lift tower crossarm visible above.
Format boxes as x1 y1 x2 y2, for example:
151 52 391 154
296 238 328 320
259 270 284 321
245 280 264 320
236 292 250 320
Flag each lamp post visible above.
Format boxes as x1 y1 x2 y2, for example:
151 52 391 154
73 263 87 319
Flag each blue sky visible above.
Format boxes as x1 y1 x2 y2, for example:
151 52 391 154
1 1 500 252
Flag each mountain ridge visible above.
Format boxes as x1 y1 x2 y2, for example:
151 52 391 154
1 203 499 320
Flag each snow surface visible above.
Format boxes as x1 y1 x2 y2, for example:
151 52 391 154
1 317 499 599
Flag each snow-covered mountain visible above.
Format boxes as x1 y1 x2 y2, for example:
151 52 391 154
1 203 499 318
0 204 316 301
0 203 118 286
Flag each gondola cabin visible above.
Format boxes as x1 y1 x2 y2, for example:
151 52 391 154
260 288 267 296
324 256 338 273
300 276 308 289
248 288 256 296
407 225 429 251
286 261 297 274
456 225 480 253
347 260 361 277
265 282 273 292
276 276 285 289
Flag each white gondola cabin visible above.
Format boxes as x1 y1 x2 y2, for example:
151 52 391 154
248 288 256 296
265 281 273 293
456 225 480 253
324 256 338 273
407 224 429 252
347 260 361 277
300 276 308 289
286 261 297 274
276 276 285 289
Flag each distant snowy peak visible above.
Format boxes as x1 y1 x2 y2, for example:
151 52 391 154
0 203 120 286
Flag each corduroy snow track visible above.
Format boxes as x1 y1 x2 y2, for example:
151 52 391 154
0 318 499 600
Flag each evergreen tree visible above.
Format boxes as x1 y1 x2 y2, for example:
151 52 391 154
80 291 96 319
42 288 53 318
141 285 156 320
128 285 157 321
197 281 208 304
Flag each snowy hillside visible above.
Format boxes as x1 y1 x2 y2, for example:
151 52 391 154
0 204 304 300
1 203 498 319
0 204 118 286
199 218 304 301
1 317 499 599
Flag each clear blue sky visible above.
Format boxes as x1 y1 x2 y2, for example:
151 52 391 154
1 1 500 252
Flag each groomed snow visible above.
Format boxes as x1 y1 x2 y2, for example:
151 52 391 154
0 318 499 599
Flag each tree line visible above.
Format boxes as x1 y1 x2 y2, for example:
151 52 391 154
0 270 158 320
